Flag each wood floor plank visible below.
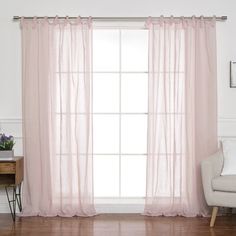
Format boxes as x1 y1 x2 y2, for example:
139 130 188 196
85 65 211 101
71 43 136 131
0 214 236 236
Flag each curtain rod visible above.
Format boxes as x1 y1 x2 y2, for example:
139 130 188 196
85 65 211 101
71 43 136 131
13 16 227 21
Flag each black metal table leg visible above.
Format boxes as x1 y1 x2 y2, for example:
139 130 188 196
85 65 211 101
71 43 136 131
5 186 16 221
5 184 22 221
16 183 22 212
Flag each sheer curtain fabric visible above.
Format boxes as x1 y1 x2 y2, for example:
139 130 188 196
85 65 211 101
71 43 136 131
144 16 218 216
21 17 96 216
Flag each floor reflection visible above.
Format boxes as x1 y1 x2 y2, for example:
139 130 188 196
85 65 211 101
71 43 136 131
0 214 236 236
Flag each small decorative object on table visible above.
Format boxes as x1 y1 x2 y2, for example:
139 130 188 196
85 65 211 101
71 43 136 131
0 133 15 159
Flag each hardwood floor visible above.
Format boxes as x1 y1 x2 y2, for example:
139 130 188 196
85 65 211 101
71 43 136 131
0 214 236 236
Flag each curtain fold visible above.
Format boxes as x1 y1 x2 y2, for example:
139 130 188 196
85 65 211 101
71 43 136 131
21 17 96 217
144 16 218 216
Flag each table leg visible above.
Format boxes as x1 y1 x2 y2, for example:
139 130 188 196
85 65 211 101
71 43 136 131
5 186 16 221
16 183 22 212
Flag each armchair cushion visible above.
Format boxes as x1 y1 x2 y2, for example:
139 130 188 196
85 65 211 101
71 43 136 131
212 175 236 192
221 140 236 175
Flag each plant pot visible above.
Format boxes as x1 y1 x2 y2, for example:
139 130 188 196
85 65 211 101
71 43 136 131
0 150 14 159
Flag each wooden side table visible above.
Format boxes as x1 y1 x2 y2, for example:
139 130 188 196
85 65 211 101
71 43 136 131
0 156 23 221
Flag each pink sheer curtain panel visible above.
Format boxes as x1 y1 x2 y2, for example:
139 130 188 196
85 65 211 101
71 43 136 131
144 16 218 216
21 16 96 216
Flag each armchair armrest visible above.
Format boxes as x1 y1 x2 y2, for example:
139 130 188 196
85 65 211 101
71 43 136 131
201 151 223 206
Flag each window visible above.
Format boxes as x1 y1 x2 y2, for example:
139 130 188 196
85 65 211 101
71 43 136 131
93 29 148 199
54 26 185 204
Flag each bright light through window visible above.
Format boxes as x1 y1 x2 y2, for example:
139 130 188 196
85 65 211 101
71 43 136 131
93 29 148 198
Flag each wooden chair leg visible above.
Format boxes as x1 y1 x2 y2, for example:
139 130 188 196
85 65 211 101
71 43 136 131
210 206 218 227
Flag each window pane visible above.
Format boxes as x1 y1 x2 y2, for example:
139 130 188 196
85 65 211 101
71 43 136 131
121 73 148 113
151 73 185 113
94 155 119 197
93 115 119 154
93 30 119 72
154 154 181 197
54 29 88 73
55 74 92 114
153 28 185 73
93 73 119 113
121 30 148 72
121 156 146 197
150 114 185 154
121 115 147 154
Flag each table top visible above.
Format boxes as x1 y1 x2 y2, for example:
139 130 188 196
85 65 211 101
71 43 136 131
0 156 23 162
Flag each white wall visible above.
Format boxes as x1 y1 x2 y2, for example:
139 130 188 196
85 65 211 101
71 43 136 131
0 0 236 213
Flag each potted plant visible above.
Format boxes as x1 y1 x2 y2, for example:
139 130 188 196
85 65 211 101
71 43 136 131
0 133 15 158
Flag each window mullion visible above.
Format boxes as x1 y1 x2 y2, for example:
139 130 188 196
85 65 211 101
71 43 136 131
119 29 122 198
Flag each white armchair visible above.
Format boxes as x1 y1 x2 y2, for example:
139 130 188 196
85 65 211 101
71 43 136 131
201 150 236 227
